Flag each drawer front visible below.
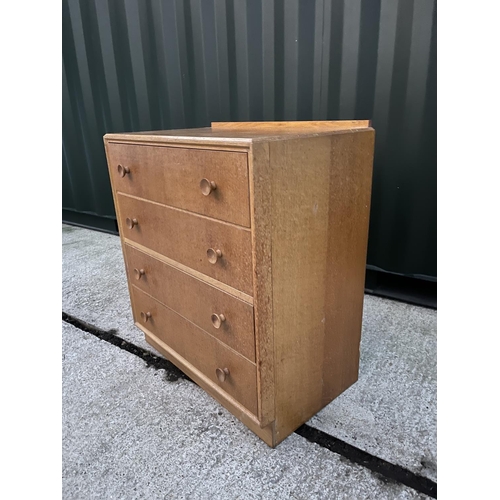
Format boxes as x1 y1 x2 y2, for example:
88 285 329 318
107 143 250 227
131 286 257 415
117 193 253 295
124 243 255 361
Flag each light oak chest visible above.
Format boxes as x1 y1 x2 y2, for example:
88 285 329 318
104 121 375 447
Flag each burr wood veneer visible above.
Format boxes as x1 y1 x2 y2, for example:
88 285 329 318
104 121 375 447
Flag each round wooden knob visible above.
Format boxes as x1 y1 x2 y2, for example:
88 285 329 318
117 164 130 177
216 367 230 382
140 311 151 323
200 178 217 196
134 268 145 280
207 248 222 264
211 313 226 329
126 217 138 229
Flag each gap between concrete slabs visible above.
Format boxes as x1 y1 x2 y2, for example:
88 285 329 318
62 312 437 499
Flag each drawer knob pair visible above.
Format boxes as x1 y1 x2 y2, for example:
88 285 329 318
117 164 130 177
216 367 230 383
211 313 226 329
140 311 151 322
207 248 222 264
134 268 145 280
126 217 138 229
200 178 217 196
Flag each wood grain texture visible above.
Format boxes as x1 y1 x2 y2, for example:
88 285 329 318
143 330 275 446
248 142 275 427
117 193 253 295
269 136 332 444
123 239 253 304
107 143 250 227
131 286 258 415
212 120 370 130
124 243 255 361
321 129 375 403
103 121 375 448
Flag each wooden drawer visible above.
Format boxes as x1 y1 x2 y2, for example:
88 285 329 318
107 143 250 227
123 243 255 361
131 285 257 415
117 193 253 295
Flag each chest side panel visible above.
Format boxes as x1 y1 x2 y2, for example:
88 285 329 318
269 136 332 443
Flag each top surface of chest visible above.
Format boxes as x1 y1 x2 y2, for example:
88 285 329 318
104 120 372 147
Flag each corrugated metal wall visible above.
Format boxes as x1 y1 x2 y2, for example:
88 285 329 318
63 0 436 280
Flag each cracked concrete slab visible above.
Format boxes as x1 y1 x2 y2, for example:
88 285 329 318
63 321 429 499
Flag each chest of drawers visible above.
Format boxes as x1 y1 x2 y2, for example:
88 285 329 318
104 120 375 447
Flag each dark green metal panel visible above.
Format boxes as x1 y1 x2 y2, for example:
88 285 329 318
62 0 436 280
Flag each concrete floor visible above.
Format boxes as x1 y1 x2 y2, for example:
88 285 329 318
62 224 436 499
